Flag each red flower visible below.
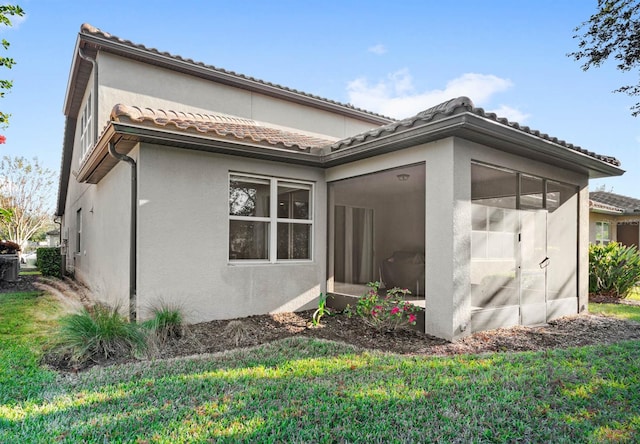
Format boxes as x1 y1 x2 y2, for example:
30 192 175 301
408 314 417 324
391 307 400 315
0 135 6 144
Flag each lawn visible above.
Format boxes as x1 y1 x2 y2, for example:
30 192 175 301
590 291 640 323
1 292 640 443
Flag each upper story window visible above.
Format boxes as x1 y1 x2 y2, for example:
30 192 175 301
76 208 82 254
229 173 313 262
595 221 610 245
79 91 93 162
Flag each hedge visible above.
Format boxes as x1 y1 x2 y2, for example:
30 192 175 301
36 247 62 278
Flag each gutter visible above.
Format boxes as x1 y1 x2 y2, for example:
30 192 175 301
108 141 138 322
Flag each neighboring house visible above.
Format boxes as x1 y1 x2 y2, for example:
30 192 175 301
56 24 624 341
589 191 640 247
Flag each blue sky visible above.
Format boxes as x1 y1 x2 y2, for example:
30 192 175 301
1 0 638 201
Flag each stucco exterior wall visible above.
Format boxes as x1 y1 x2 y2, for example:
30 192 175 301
62 144 134 308
136 143 326 322
96 52 379 140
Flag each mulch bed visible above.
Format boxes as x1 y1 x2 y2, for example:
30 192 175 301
13 274 640 370
158 308 640 360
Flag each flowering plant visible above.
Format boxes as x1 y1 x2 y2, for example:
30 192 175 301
355 281 421 331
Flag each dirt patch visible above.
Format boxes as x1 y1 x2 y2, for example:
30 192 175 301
0 273 39 294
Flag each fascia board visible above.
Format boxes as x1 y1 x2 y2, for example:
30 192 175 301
459 115 624 178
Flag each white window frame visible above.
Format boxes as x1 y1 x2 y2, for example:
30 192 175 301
228 172 314 264
79 90 93 163
595 221 611 245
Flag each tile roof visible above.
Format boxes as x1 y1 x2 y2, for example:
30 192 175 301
589 199 623 214
589 191 640 213
110 104 337 151
330 96 622 167
80 24 393 123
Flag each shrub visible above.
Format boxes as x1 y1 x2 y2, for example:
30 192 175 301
53 304 146 364
36 247 62 278
142 303 184 343
589 242 640 298
355 281 421 331
311 292 330 326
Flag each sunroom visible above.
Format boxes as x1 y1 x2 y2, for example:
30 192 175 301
324 97 622 340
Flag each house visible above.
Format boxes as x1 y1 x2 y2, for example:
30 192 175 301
56 24 624 341
589 191 640 246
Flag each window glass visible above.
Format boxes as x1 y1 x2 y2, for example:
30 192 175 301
229 174 313 262
229 220 269 259
277 223 311 260
595 221 610 244
278 183 310 219
229 176 270 217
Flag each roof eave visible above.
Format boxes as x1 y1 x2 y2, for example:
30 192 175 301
459 114 624 179
55 116 78 216
324 112 624 178
76 122 325 184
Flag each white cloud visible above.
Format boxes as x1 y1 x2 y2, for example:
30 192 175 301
368 44 387 55
347 70 528 121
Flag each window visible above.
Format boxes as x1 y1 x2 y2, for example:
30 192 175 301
229 174 312 262
595 221 610 245
79 91 93 162
76 209 82 254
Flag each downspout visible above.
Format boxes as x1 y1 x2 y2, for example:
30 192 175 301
77 48 99 147
108 142 138 322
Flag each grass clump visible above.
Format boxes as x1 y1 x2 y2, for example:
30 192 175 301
142 303 185 346
223 319 256 346
53 304 146 364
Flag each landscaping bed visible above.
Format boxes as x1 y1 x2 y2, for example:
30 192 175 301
156 309 640 362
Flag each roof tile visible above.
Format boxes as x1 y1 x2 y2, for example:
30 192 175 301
110 104 336 151
330 96 621 167
590 191 640 213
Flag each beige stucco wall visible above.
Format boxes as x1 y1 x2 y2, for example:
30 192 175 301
135 143 326 322
62 144 134 308
95 52 379 140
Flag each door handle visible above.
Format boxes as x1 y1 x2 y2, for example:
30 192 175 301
539 257 550 269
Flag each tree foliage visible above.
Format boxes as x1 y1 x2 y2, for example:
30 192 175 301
0 156 55 251
0 4 25 128
569 0 640 116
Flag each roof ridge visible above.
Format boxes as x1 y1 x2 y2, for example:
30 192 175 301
80 23 395 123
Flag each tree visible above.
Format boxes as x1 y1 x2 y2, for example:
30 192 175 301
569 0 640 116
0 156 56 251
0 4 24 129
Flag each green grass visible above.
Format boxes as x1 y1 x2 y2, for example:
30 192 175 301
590 303 640 323
0 292 59 406
2 293 640 443
590 286 640 323
18 270 41 276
